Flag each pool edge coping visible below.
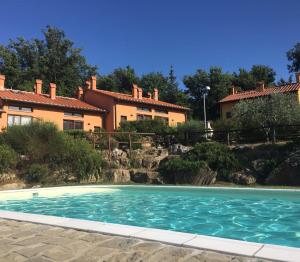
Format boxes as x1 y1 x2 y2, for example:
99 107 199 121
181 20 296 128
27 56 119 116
1 184 300 194
0 185 300 262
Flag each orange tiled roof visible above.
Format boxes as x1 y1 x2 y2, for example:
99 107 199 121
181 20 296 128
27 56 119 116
219 83 300 103
0 89 105 112
91 89 190 111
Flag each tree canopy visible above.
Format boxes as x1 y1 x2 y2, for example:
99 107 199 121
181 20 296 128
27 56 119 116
1 26 299 122
233 93 300 130
0 26 97 96
232 65 276 91
287 43 300 73
183 67 232 120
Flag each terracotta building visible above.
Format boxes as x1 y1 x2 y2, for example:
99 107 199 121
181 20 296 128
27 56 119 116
0 75 105 131
219 73 300 121
81 76 190 131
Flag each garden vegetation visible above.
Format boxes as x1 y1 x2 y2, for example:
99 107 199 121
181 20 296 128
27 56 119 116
0 121 106 184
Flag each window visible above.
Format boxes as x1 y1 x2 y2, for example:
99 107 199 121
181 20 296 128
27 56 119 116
94 126 101 133
226 112 232 119
154 116 169 124
137 107 151 112
120 115 127 122
8 115 32 127
137 114 152 120
63 120 84 130
64 112 83 117
155 109 168 114
8 106 32 112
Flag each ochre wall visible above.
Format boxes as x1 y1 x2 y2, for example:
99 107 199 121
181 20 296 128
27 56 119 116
84 90 187 130
115 102 186 129
84 90 115 131
168 111 186 126
220 101 237 121
0 103 103 131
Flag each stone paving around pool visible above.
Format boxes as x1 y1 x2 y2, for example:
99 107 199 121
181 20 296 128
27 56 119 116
0 219 271 262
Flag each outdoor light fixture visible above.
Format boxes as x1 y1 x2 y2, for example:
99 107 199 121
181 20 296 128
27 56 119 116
203 86 210 139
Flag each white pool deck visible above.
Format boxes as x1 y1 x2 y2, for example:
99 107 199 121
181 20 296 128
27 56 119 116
0 185 300 262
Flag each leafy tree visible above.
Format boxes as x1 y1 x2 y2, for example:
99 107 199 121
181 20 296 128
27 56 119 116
0 26 97 96
139 66 189 106
287 43 300 73
183 67 232 120
233 93 300 141
276 75 293 86
97 66 139 94
139 72 168 95
250 65 276 86
233 65 276 91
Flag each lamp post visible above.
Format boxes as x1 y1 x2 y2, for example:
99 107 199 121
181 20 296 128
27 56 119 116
203 86 210 139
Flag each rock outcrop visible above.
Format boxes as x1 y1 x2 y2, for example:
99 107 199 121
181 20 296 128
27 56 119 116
169 144 192 155
266 149 300 186
227 170 256 185
173 167 217 185
0 172 17 184
130 169 161 184
107 169 131 183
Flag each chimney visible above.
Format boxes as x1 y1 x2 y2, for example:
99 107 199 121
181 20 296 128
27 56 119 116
49 83 56 99
0 75 5 91
147 92 152 99
295 72 300 83
91 76 97 90
256 81 265 92
85 80 91 90
77 87 84 100
138 88 143 99
132 84 138 98
153 88 158 101
231 86 235 95
34 79 42 95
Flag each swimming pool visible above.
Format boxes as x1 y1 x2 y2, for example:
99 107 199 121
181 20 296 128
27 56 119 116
0 186 299 248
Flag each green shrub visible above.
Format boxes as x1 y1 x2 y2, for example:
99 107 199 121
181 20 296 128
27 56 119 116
159 142 240 183
119 119 173 134
212 119 238 143
61 137 107 182
3 121 107 183
159 157 207 183
184 142 240 177
24 164 49 183
64 130 88 139
0 144 17 174
176 120 205 145
4 121 66 163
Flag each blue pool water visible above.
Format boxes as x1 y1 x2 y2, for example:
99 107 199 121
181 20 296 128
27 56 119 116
0 186 300 248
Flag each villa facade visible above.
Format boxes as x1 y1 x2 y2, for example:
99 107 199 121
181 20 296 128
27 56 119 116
219 73 300 121
0 74 189 131
81 77 190 131
0 75 105 132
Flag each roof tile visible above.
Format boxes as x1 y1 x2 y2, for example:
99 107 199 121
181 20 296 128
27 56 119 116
0 89 105 112
91 89 190 110
219 83 300 103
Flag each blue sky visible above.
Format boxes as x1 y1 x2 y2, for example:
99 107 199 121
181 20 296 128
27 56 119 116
1 0 299 87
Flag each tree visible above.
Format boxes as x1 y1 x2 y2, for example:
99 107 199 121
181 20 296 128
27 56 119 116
276 75 293 86
183 67 232 120
287 43 300 73
0 26 97 96
97 66 139 94
233 93 300 141
233 65 276 91
139 72 168 95
139 66 189 106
